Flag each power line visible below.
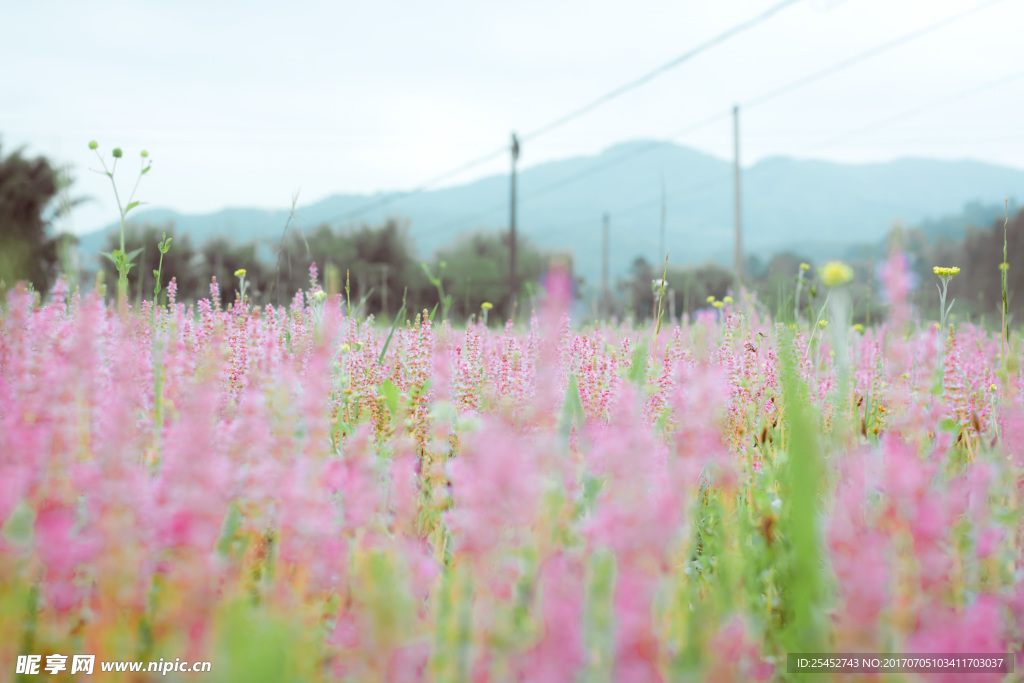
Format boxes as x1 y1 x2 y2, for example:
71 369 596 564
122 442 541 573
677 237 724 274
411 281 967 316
315 0 800 227
326 0 1013 243
743 0 1010 110
420 172 734 246
398 113 731 240
407 0 1012 241
798 68 1024 154
554 70 1024 247
418 63 1021 247
519 0 801 143
549 71 1024 255
543 174 734 241
532 0 1013 202
313 145 508 226
521 113 731 204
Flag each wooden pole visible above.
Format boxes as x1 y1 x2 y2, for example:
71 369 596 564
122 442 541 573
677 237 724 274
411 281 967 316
733 104 744 283
601 212 609 317
509 133 520 314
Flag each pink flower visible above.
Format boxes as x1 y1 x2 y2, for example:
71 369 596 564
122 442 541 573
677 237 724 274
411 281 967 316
907 595 1007 683
517 554 586 683
445 420 540 555
34 500 100 574
976 525 1004 559
705 616 774 682
387 641 430 683
611 566 663 683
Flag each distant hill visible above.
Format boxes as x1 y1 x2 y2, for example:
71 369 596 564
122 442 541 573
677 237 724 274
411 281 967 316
77 141 1024 285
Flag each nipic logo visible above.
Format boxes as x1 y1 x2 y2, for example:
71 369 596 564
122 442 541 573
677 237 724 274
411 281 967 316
15 654 215 676
16 654 96 675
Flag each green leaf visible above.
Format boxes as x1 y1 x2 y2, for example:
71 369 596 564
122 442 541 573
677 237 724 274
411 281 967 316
382 379 399 418
938 417 960 433
557 374 585 445
628 343 647 386
378 289 408 366
356 287 376 310
141 166 151 174
1 500 35 547
778 326 827 652
101 251 118 264
125 247 144 262
216 503 243 557
125 201 141 214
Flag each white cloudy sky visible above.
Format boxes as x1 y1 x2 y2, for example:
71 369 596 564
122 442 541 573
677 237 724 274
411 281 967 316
3 0 1022 235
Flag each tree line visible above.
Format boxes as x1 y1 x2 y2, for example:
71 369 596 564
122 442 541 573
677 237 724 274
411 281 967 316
96 219 561 321
2 142 1020 327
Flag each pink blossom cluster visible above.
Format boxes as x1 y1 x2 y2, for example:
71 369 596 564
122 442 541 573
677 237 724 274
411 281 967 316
0 259 1022 681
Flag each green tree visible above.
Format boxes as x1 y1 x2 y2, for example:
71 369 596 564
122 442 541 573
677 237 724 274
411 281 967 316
101 223 201 304
434 231 548 321
655 261 735 319
746 251 812 322
0 143 77 296
198 237 267 306
921 208 1022 322
273 219 427 315
621 256 657 320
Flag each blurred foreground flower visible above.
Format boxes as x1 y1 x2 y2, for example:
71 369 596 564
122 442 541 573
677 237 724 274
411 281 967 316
820 260 853 287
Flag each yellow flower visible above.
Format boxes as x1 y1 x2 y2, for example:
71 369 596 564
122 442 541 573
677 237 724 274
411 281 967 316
818 320 828 329
800 263 810 271
819 261 853 287
481 302 493 310
340 343 350 353
999 262 1010 271
234 268 247 277
723 296 733 304
713 301 724 309
933 266 960 278
990 384 998 392
706 295 716 304
853 324 864 332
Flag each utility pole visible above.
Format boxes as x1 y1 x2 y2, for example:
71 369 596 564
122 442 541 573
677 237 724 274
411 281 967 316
509 132 520 313
601 213 609 317
733 105 743 282
659 173 666 267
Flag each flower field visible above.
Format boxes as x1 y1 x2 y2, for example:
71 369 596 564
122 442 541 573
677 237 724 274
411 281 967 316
1 256 1023 682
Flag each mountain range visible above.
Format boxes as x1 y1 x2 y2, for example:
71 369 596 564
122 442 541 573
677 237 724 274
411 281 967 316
77 141 1024 284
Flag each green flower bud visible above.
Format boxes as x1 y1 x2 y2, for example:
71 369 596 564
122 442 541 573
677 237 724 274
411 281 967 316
112 148 123 158
88 140 98 150
141 150 149 158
